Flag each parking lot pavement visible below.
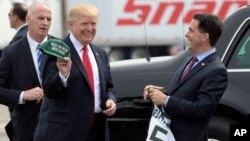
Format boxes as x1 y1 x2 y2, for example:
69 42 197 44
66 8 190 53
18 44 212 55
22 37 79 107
0 105 10 141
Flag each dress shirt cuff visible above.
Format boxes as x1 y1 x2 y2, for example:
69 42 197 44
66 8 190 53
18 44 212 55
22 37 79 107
59 72 70 87
18 91 25 104
164 96 170 107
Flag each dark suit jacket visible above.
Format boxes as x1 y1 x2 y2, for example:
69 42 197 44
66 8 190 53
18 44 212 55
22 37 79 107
33 36 116 141
165 53 228 141
0 35 54 141
0 25 28 57
9 25 28 44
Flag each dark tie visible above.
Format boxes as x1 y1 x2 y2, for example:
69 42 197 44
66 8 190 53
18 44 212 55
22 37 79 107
82 45 94 94
180 56 198 81
37 44 43 83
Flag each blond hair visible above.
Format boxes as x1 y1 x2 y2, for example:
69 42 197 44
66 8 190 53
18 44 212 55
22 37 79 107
68 3 100 23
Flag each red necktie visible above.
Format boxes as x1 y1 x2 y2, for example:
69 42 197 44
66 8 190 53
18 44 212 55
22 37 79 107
82 45 94 94
180 56 198 81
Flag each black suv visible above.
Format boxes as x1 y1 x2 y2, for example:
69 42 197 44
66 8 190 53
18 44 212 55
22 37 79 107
109 5 250 141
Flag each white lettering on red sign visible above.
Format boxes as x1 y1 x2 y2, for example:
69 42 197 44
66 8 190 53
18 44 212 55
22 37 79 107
117 0 249 26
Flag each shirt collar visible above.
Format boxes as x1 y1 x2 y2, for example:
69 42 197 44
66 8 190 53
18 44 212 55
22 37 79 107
196 48 216 62
69 33 89 52
27 33 48 51
16 24 27 32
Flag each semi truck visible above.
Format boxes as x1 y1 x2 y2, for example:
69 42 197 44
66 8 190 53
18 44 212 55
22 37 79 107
0 0 249 61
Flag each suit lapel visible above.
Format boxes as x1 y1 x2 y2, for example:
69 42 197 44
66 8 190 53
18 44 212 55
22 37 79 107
41 35 56 82
90 44 105 94
175 56 192 85
170 53 217 94
90 44 108 104
64 37 106 96
186 53 217 82
64 37 89 82
20 37 41 85
169 57 191 93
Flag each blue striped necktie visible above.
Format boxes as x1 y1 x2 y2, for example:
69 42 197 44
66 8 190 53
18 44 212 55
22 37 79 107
37 44 43 83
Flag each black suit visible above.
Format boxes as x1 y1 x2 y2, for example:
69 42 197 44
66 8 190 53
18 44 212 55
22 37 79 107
0 35 54 141
165 53 228 141
34 36 116 141
9 25 28 44
0 25 28 57
6 25 28 117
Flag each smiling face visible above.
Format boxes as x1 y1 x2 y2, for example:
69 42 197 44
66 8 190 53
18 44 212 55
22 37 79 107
69 15 97 45
185 19 207 54
67 4 100 46
26 3 52 42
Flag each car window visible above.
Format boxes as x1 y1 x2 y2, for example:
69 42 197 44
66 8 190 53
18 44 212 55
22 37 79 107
228 29 250 69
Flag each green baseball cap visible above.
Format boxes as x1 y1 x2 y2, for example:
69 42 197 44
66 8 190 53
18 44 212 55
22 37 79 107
40 39 70 60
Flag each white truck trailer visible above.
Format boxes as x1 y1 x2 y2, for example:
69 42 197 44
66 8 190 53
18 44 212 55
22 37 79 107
0 0 248 61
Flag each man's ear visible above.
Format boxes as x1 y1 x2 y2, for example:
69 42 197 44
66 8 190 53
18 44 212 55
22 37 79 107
202 33 209 42
26 15 30 23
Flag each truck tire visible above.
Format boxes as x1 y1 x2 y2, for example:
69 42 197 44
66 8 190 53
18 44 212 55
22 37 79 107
208 116 237 141
130 48 146 59
109 49 125 62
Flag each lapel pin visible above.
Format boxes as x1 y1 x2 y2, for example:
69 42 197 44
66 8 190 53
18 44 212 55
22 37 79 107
202 63 205 66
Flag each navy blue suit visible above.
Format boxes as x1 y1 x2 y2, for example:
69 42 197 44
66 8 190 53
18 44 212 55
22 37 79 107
34 36 116 141
165 53 228 141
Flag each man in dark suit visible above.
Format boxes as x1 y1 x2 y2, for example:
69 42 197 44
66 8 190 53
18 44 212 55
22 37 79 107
144 13 228 141
7 2 29 115
8 2 28 44
0 2 53 141
34 3 116 141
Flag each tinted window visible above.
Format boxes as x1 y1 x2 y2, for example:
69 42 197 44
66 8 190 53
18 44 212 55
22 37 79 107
228 28 250 69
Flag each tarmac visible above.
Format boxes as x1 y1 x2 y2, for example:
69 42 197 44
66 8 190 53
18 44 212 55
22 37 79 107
0 105 10 141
